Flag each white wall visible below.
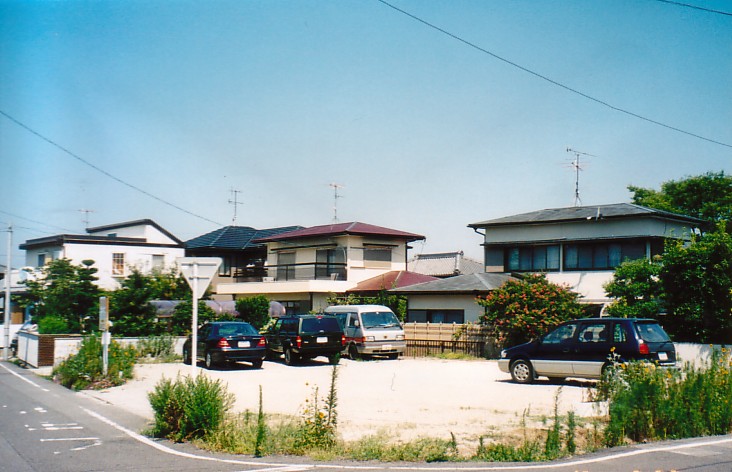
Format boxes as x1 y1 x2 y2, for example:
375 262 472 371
407 294 485 323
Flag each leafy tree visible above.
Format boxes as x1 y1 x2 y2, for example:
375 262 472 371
603 258 663 318
169 298 220 336
235 295 271 330
21 258 101 333
148 268 191 300
659 228 732 343
477 274 584 347
629 171 732 223
109 268 161 336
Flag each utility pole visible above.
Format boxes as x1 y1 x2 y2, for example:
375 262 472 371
228 187 242 225
3 224 12 361
329 183 344 223
566 148 596 207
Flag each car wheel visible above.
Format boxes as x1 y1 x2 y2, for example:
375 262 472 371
348 344 360 360
182 346 191 365
387 353 399 360
510 359 534 384
328 353 340 365
251 359 263 369
205 351 216 370
284 348 298 366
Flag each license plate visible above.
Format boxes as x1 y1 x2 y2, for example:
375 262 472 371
658 352 668 361
317 337 328 343
238 341 250 348
382 344 392 351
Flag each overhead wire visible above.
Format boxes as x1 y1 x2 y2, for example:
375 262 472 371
0 110 226 227
652 0 732 16
375 0 732 149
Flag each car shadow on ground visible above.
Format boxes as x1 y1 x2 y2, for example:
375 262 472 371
194 360 263 371
495 378 597 388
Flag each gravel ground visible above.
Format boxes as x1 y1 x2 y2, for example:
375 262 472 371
82 357 601 447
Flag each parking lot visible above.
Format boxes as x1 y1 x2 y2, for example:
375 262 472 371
82 357 598 446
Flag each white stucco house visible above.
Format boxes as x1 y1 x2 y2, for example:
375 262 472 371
215 221 425 313
19 219 185 290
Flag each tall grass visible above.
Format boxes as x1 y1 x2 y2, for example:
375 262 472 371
600 347 732 446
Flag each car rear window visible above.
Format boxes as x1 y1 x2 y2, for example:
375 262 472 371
634 322 671 343
218 323 257 336
301 317 341 333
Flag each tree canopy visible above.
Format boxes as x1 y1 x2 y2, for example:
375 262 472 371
628 171 732 224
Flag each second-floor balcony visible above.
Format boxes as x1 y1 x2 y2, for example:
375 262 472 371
266 262 347 282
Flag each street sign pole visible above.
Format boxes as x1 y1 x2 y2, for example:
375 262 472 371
99 296 109 376
177 257 221 378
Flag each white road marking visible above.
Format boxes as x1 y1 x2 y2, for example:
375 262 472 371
0 363 50 391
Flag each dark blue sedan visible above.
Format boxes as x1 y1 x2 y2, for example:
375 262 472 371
183 321 266 369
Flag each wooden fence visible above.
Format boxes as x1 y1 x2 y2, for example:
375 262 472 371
403 322 500 358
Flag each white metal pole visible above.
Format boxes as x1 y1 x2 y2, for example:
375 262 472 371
190 262 199 378
3 225 12 361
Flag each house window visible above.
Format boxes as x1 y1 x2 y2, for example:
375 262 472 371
277 252 296 281
316 248 345 279
564 241 647 271
364 246 392 269
112 253 125 276
506 245 560 272
37 253 48 267
152 255 165 271
407 309 464 323
219 256 232 276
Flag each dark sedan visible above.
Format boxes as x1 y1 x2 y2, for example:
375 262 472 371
183 321 266 369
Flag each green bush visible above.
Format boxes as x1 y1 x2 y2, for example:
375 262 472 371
148 374 234 442
137 334 176 361
38 315 71 334
53 335 136 390
601 348 732 446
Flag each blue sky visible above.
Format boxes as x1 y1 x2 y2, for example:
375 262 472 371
1 0 730 269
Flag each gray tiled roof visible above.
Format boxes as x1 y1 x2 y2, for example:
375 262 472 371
469 203 710 228
390 273 515 294
185 225 303 250
408 251 484 277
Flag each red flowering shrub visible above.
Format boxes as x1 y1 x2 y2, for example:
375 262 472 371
477 274 584 348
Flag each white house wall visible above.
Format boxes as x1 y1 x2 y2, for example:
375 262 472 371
88 223 175 245
407 294 485 323
482 219 695 244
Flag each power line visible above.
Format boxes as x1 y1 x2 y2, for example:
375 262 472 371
375 0 732 149
0 110 226 227
0 209 76 233
652 0 732 16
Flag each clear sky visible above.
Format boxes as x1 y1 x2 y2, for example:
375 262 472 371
1 0 730 269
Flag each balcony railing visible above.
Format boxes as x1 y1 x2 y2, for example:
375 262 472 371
265 263 347 282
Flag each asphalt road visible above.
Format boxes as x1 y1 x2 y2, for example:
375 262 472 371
2 360 732 472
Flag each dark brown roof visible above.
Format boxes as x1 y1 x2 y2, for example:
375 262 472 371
254 222 425 243
347 271 438 293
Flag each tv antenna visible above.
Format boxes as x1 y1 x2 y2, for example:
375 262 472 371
79 209 95 230
228 187 243 224
329 183 344 223
566 148 596 207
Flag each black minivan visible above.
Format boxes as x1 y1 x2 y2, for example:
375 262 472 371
498 318 676 384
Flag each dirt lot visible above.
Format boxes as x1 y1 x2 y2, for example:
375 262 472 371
83 357 601 447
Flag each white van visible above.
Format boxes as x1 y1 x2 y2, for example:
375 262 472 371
324 304 405 360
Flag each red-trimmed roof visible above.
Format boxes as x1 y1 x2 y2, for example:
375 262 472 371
254 222 425 243
347 271 438 293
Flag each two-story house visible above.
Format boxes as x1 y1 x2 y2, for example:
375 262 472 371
468 203 711 312
184 225 303 291
19 219 185 290
215 222 425 313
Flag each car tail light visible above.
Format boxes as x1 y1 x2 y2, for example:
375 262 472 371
341 334 346 347
638 340 650 355
257 337 266 347
217 338 230 348
296 335 302 349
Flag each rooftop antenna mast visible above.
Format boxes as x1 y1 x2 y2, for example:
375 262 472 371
566 148 596 207
228 187 243 225
329 183 344 223
79 209 95 230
